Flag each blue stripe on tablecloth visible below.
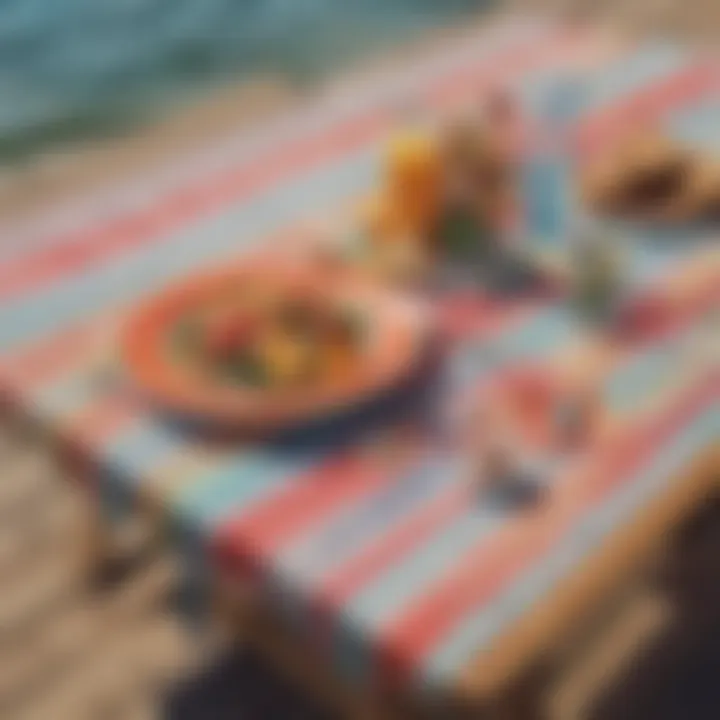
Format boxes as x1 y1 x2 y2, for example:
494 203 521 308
668 97 720 149
1 40 693 564
448 306 579 386
161 305 574 548
628 232 718 277
56 44 692 511
170 452 320 532
420 398 717 690
0 35 638 517
0 148 377 349
2 35 709 671
0 37 689 353
21 42 695 655
571 42 686 117
276 308 578 583
102 418 190 481
330 306 707 683
0 30 604 541
515 42 684 112
0 24 576 351
604 325 693 412
29 371 96 418
0 21 547 265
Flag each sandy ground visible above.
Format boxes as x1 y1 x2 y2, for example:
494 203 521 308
509 0 720 41
0 78 293 222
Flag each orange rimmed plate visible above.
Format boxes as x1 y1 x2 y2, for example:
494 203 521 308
120 254 431 431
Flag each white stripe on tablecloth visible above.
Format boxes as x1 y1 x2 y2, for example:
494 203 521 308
0 19 546 260
419 395 717 690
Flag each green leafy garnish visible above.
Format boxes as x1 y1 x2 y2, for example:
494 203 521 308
221 352 269 388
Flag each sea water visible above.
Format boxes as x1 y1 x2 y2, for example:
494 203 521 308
0 0 489 159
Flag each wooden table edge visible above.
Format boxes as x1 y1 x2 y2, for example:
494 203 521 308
210 448 718 719
456 446 719 706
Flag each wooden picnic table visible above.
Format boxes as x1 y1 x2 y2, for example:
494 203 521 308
0 17 717 719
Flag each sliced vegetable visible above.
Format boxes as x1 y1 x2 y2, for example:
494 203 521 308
222 351 269 387
205 313 259 359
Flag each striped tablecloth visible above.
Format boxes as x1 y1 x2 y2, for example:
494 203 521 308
0 18 718 700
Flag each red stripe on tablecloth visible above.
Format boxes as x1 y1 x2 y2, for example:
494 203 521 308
208 61 720 591
0 28 601 469
312 274 719 625
0 318 102 386
208 69 720 598
63 394 143 449
577 61 720 155
211 299 535 570
377 375 715 684
0 316 106 421
0 28 584 304
55 395 144 486
2 46 711 483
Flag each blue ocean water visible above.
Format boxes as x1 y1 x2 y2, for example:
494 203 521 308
0 0 489 158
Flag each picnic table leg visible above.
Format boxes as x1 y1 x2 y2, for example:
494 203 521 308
210 571 254 638
491 665 552 720
77 472 153 586
210 573 406 720
170 526 220 633
79 492 114 582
